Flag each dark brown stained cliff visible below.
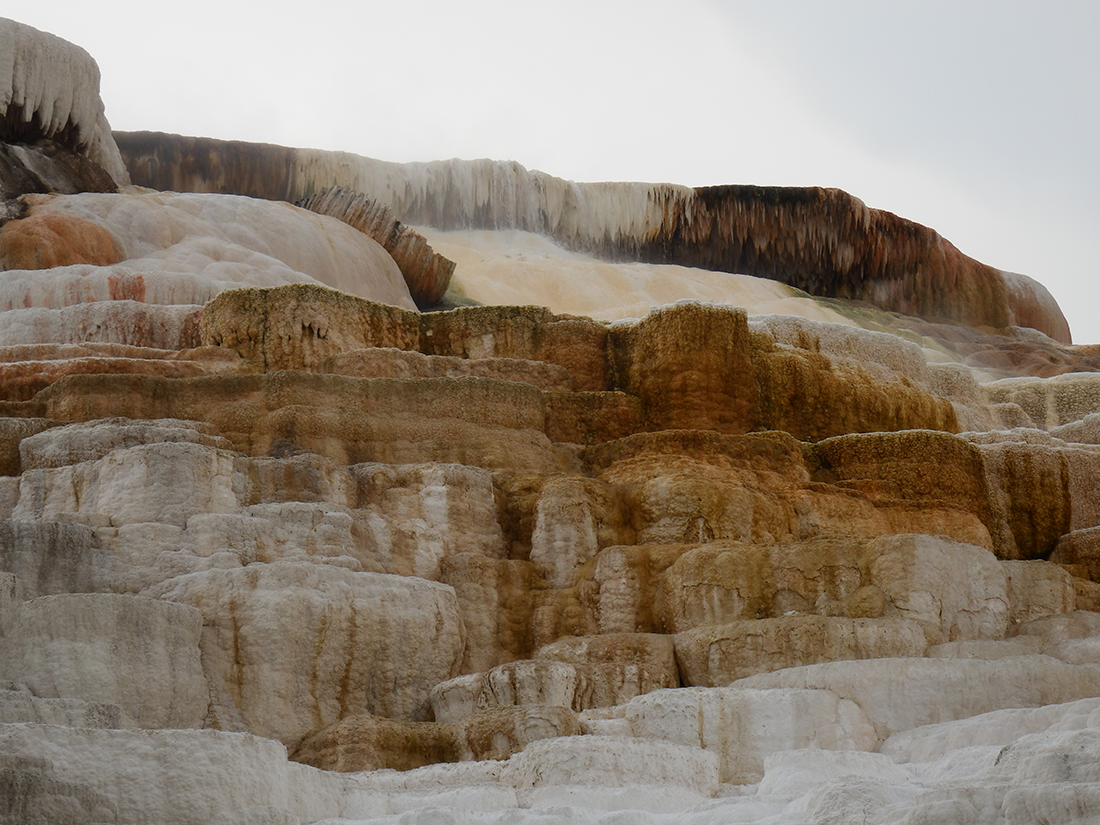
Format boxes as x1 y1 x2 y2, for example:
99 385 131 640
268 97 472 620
114 131 296 200
113 131 1068 340
0 102 118 199
0 104 83 151
631 185 1012 331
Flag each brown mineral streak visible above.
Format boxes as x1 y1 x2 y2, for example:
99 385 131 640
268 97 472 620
297 186 456 308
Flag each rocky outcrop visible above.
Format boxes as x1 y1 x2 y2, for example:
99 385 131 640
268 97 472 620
0 18 129 197
297 186 455 308
113 131 1070 340
6 18 1100 825
0 191 415 310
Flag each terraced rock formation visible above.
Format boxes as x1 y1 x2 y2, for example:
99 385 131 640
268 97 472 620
4 15 1100 825
114 130 1069 341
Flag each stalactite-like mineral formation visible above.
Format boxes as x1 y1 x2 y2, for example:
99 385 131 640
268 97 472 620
114 131 1069 341
0 19 129 197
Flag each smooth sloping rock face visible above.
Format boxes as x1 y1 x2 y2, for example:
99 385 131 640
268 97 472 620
0 211 123 269
881 697 1100 764
0 191 415 310
145 563 465 748
297 186 455 307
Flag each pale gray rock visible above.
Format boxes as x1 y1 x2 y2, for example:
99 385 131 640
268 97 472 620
882 697 1100 764
0 753 119 825
926 637 1043 660
1013 610 1100 647
0 593 205 729
756 748 916 803
1001 559 1077 624
0 682 125 728
19 418 232 470
674 616 930 685
869 533 1008 641
529 476 624 587
1044 636 1100 666
146 562 465 747
733 656 1100 742
502 735 721 796
986 728 1100 785
0 302 201 349
0 725 313 825
14 441 243 528
0 520 113 598
1002 782 1100 825
617 686 876 783
430 656 674 723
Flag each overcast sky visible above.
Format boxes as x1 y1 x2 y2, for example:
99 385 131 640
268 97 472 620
19 1 1100 342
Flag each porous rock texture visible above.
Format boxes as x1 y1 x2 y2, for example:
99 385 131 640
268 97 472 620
6 19 1100 825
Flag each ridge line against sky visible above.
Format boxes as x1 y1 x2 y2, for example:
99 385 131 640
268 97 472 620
16 0 1100 342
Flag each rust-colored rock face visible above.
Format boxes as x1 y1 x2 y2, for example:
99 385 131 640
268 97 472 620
0 212 124 270
6 277 1100 812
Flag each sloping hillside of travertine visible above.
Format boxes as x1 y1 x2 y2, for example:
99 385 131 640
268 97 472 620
4 16 1100 825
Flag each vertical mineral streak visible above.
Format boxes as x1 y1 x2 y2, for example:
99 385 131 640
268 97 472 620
0 18 129 187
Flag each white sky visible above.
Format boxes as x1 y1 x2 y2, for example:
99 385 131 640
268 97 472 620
17 1 1100 341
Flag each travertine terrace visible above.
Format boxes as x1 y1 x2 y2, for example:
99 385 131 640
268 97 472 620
3 17 1100 825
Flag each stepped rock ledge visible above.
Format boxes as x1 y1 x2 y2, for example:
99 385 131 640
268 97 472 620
2 16 1100 825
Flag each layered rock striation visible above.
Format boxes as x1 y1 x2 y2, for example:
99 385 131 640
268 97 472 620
4 17 1100 825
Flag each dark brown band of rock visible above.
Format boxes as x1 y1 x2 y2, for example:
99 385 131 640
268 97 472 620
296 186 455 307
